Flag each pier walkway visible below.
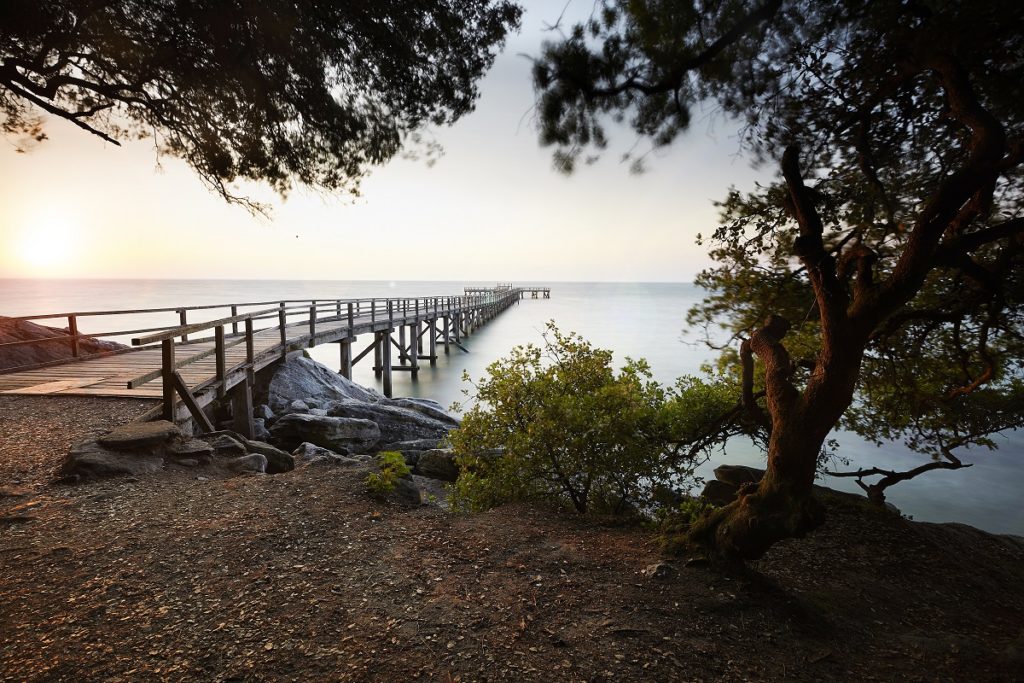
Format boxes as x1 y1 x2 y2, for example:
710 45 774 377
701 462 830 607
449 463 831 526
0 287 546 435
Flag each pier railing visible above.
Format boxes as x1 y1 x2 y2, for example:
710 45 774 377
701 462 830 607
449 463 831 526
1 287 537 432
1 291 514 374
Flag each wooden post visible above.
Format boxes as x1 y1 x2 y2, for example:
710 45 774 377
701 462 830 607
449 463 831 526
278 302 287 357
373 331 383 378
309 304 317 347
409 321 419 378
428 317 437 365
231 305 239 335
161 338 176 422
339 338 352 379
443 315 450 354
347 302 354 333
68 315 79 358
399 324 408 365
215 325 226 398
382 330 393 398
231 373 254 439
178 309 189 342
245 318 255 365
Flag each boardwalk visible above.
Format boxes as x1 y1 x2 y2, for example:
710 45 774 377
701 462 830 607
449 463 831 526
0 287 544 433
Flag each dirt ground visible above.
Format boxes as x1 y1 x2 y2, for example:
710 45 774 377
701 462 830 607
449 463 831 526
2 397 1023 682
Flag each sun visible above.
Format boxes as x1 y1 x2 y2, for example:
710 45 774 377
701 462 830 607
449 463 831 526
15 210 76 270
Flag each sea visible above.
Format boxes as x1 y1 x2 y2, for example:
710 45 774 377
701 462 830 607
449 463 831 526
2 278 1022 535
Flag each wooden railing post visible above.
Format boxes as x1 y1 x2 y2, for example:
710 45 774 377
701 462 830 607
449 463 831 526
215 325 226 398
309 303 317 347
347 302 354 334
68 315 80 358
231 305 239 335
178 309 189 342
161 338 176 422
245 318 255 364
278 302 287 357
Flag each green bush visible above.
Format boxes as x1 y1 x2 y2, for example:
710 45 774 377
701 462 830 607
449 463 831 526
449 322 715 515
366 451 411 499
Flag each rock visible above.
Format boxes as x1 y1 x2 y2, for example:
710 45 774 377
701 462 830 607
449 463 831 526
261 351 383 414
381 438 443 452
175 458 200 468
308 453 362 467
252 418 271 442
700 479 739 507
308 408 328 417
412 475 450 507
288 399 310 413
255 404 275 421
643 562 677 581
98 421 180 450
325 398 452 446
392 476 425 505
416 448 460 482
0 316 127 371
167 439 214 460
200 431 247 457
712 464 764 487
386 397 460 426
292 442 349 460
270 413 380 452
241 440 295 474
379 438 443 467
225 453 267 474
63 439 165 478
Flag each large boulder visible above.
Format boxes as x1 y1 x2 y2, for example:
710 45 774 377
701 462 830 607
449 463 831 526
325 399 452 446
291 442 359 467
379 438 443 467
270 413 380 452
415 448 460 482
63 440 166 478
261 351 383 414
241 439 295 474
98 421 180 450
385 398 460 427
713 464 764 487
0 316 126 371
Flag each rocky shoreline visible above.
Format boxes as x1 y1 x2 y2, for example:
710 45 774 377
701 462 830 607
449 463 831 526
61 352 467 505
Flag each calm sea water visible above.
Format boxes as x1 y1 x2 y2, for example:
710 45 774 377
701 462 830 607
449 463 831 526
2 278 1022 535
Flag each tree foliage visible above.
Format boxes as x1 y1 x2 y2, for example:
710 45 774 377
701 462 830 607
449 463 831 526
449 322 752 516
533 1 1024 559
0 0 521 209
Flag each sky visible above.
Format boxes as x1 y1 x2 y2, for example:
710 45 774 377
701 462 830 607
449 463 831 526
0 1 770 283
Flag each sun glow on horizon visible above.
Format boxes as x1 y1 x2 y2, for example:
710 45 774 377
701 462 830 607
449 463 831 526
12 209 78 273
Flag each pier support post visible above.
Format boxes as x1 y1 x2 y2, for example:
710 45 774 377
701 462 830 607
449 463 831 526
443 316 450 354
231 373 255 439
428 318 437 365
409 322 419 379
161 339 176 422
373 331 383 378
399 324 408 365
339 337 353 379
382 329 393 398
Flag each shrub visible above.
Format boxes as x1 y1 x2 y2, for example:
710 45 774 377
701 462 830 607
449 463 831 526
366 451 411 499
449 322 710 515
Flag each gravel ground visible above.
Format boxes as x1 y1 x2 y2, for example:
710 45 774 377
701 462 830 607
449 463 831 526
0 395 158 487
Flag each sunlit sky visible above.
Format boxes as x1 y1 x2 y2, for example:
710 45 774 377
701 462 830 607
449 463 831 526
0 1 769 282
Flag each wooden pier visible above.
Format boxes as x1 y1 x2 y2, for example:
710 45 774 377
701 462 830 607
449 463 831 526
0 286 548 435
465 284 550 298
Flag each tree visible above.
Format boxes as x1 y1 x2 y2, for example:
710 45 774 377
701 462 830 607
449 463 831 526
449 323 747 515
532 0 1024 561
0 0 521 210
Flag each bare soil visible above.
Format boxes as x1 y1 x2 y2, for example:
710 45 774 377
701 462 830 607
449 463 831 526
1 399 1023 681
